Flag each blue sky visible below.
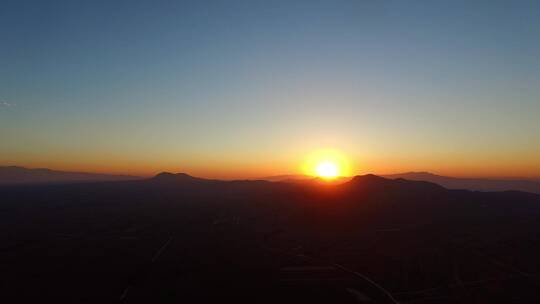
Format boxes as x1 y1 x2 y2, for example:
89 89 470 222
1 0 539 177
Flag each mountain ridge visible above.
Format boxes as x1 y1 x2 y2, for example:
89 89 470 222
384 172 540 194
0 166 141 185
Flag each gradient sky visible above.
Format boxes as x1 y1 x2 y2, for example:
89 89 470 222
1 0 539 178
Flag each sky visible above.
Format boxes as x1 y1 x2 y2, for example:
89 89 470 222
1 0 539 178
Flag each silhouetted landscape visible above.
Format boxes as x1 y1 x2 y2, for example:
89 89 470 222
0 166 140 185
3 1 539 303
384 172 540 194
2 173 540 303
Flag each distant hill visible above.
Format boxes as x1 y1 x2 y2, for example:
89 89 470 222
260 174 312 182
384 171 540 194
0 166 141 185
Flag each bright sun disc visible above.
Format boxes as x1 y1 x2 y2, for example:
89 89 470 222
316 161 339 179
302 149 352 179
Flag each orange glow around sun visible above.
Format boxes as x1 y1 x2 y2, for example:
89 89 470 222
303 149 352 179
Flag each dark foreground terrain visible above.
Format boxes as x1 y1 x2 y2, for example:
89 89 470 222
1 173 540 303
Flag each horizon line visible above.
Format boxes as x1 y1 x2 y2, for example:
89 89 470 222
2 164 540 181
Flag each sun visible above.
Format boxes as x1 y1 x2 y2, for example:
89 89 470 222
302 148 353 179
316 161 339 179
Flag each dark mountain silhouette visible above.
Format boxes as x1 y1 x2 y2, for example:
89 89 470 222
1 173 540 303
151 171 204 182
261 174 313 182
384 171 540 194
345 174 447 194
0 166 140 185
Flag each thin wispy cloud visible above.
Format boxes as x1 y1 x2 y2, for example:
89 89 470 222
0 101 14 107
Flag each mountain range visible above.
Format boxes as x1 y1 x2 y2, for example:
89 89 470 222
0 166 140 185
262 172 540 194
3 166 540 195
383 171 540 194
